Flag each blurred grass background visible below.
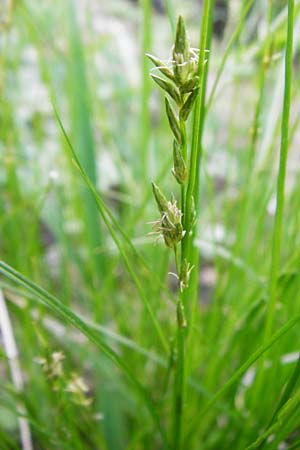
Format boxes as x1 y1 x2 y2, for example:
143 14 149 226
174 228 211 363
1 0 300 449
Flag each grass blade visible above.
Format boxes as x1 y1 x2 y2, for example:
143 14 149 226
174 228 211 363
0 260 168 447
199 313 300 418
53 104 169 353
264 0 294 340
66 2 104 275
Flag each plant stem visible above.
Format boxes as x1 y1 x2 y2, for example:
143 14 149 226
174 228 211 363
199 312 300 420
140 0 152 178
172 315 186 450
182 0 214 269
173 242 186 450
164 0 175 36
172 4 215 448
264 0 294 343
206 0 255 112
252 0 294 410
225 0 273 316
180 117 187 226
0 289 33 450
54 106 169 353
182 6 215 435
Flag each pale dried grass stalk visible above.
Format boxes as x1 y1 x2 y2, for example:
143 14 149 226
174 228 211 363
0 289 33 450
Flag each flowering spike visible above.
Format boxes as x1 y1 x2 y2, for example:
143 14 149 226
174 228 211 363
173 16 190 85
180 76 199 94
146 53 175 81
151 74 181 105
151 185 185 249
180 87 199 121
174 16 189 60
165 97 182 144
152 182 168 214
172 140 188 184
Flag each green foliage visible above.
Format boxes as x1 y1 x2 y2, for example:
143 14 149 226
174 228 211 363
0 1 300 449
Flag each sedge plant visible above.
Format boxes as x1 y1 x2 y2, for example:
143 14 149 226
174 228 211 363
1 1 300 450
147 14 210 449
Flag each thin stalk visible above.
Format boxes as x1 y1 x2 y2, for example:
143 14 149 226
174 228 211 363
67 2 104 278
224 0 273 313
188 0 215 269
180 118 187 223
172 4 215 448
182 0 214 266
199 312 300 419
140 0 152 178
54 99 179 309
251 0 294 414
171 112 187 450
3 281 241 420
264 0 294 343
172 317 186 450
0 289 33 450
174 245 180 274
173 242 186 450
183 5 215 439
53 106 169 353
256 357 300 450
0 261 168 447
184 0 215 350
164 0 175 35
206 0 255 112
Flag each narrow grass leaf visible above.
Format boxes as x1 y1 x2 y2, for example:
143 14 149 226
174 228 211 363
0 260 168 447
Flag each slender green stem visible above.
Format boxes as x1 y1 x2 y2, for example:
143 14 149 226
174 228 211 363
140 0 152 178
173 244 186 450
187 0 215 266
180 119 187 164
252 0 294 412
182 0 214 266
174 245 180 274
206 0 255 112
0 260 169 446
180 118 187 227
184 0 215 423
257 357 300 450
264 0 294 342
172 243 186 450
182 0 215 349
172 319 185 450
199 312 300 420
172 5 215 448
164 0 175 35
54 105 169 353
225 0 273 307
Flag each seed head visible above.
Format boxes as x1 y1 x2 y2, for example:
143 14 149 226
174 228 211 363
152 182 169 214
172 140 188 184
35 351 65 379
151 74 181 105
151 184 185 249
146 53 175 81
174 16 189 57
180 87 199 121
65 372 92 407
165 97 182 143
173 16 190 85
